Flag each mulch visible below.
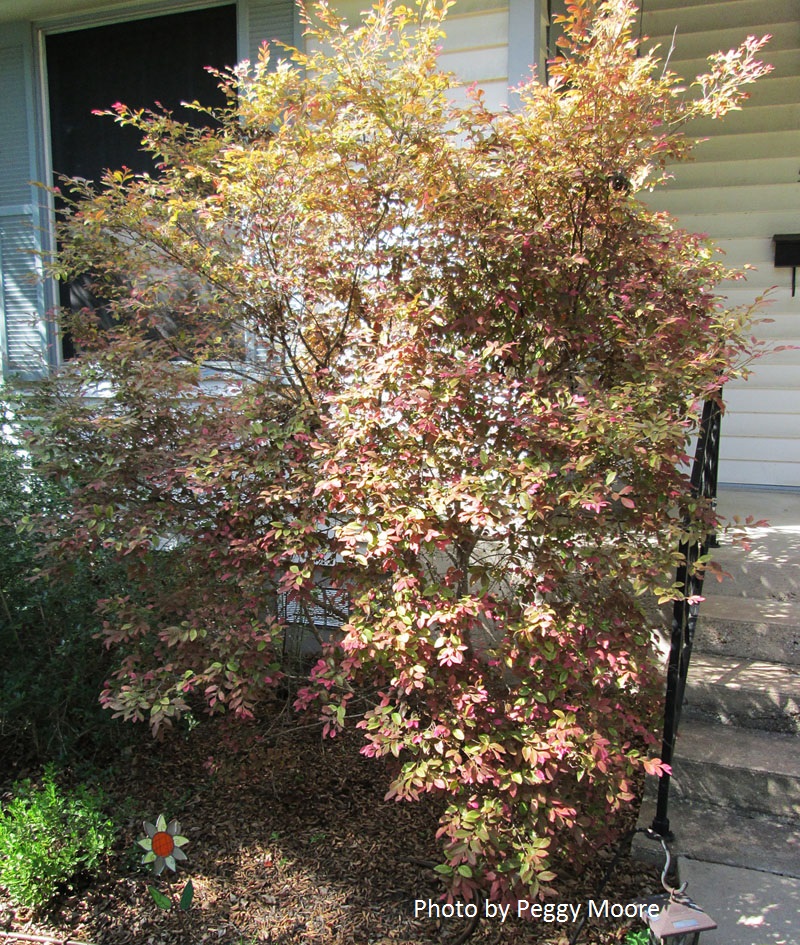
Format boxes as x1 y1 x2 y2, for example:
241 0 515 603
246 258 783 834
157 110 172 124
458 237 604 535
0 711 665 945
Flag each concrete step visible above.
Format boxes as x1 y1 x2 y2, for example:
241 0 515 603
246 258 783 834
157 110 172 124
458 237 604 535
707 532 800 602
697 595 800 666
635 794 800 878
668 720 800 822
632 489 800 943
712 487 800 607
683 653 800 734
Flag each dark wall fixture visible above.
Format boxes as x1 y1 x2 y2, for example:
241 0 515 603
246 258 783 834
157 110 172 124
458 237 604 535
773 233 800 297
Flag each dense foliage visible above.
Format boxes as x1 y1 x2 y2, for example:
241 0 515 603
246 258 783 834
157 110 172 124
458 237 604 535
26 0 768 901
0 403 134 770
0 767 115 908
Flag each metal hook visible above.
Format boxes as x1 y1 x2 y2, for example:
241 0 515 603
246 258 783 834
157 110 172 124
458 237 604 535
658 836 688 899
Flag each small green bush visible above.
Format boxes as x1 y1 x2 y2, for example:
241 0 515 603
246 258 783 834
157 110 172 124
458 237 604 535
0 767 115 908
0 398 138 770
624 930 650 945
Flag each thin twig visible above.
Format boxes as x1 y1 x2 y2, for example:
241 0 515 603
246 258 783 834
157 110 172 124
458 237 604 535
0 932 97 945
660 26 678 79
404 856 438 870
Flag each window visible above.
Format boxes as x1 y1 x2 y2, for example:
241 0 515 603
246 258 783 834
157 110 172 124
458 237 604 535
46 4 238 358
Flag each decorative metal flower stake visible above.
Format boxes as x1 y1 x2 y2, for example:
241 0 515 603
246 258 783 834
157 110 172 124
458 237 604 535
138 814 194 916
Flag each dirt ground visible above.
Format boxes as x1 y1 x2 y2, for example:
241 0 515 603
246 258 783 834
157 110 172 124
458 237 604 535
0 714 666 945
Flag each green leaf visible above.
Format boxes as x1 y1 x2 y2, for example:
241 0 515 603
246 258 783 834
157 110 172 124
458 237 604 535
148 885 172 910
179 878 194 911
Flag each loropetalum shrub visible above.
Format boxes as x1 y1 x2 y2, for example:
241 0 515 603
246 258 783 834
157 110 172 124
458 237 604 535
29 0 769 901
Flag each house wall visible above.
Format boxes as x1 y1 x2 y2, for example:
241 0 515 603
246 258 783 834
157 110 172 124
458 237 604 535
642 0 800 487
0 0 538 380
328 0 517 110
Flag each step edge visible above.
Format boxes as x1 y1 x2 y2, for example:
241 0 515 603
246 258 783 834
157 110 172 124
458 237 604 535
676 718 800 762
634 796 800 879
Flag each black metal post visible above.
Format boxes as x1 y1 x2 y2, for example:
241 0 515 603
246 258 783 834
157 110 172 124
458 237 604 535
651 395 722 837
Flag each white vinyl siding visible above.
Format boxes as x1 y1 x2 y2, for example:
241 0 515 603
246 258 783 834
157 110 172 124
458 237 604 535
325 0 516 111
3 0 794 491
440 3 510 110
642 0 800 488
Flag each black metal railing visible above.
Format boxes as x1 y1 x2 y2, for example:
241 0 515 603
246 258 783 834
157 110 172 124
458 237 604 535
651 393 722 837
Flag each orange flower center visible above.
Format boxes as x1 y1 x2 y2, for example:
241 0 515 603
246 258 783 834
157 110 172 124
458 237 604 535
151 831 175 858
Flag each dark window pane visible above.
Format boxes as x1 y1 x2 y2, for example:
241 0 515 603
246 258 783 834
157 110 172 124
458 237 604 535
47 4 237 182
47 5 237 358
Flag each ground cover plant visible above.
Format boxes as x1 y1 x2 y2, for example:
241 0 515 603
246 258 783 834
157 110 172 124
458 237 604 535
0 767 114 909
25 0 769 907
